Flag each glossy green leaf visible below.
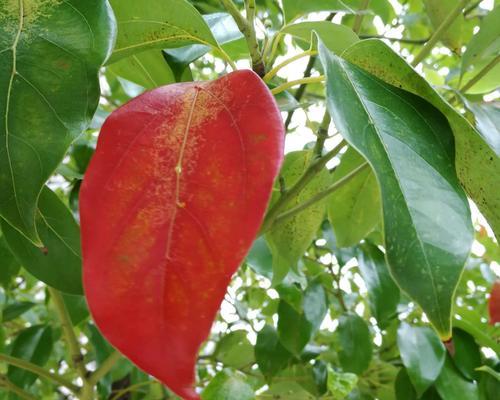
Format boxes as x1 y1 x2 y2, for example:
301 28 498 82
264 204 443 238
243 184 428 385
303 282 328 332
266 151 330 284
201 369 254 400
215 331 255 369
461 6 500 74
356 243 399 328
320 42 473 338
277 300 311 356
452 328 481 381
337 313 372 374
108 0 218 63
0 0 115 245
8 325 53 389
395 368 418 400
340 39 500 243
435 356 479 400
0 233 20 287
255 325 292 380
246 237 273 279
328 147 381 247
464 101 500 156
327 367 357 398
107 49 176 89
2 301 35 323
397 323 446 396
281 22 359 54
423 0 464 52
1 187 83 295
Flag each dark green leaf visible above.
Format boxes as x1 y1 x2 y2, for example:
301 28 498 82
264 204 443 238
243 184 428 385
0 0 115 244
356 243 399 328
202 369 254 400
277 300 312 355
1 187 83 295
215 331 255 369
0 234 20 287
397 323 446 396
435 356 479 400
2 301 35 323
8 325 53 389
62 293 89 326
451 328 481 381
395 368 417 400
337 313 372 374
303 282 328 332
328 147 381 247
246 237 273 279
255 325 292 380
320 41 473 338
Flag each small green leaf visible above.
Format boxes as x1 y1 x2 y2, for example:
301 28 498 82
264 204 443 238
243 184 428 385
2 301 35 323
108 0 218 63
356 243 399 328
215 331 255 369
0 0 115 244
202 369 254 400
1 187 83 295
320 42 473 338
397 323 446 396
326 366 358 398
435 356 479 400
328 147 381 248
277 300 312 356
337 313 372 374
303 282 328 332
8 325 53 389
255 325 292 380
266 150 330 284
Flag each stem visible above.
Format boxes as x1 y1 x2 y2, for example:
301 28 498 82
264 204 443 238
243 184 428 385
0 354 79 393
460 55 499 92
313 112 331 157
260 140 346 233
0 375 36 400
353 0 371 34
110 381 156 400
272 162 369 226
411 0 470 66
270 76 324 95
213 46 237 71
88 351 122 386
359 34 430 44
219 0 265 76
263 50 317 82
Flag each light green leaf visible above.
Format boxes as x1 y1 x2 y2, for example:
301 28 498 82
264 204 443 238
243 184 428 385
337 313 372 374
327 367 358 398
201 369 254 400
461 6 500 74
320 42 474 338
464 101 500 156
397 323 446 396
435 356 479 400
476 366 500 381
451 58 500 94
266 151 330 284
1 187 83 295
108 0 218 63
281 21 359 54
423 0 464 52
328 147 381 247
215 331 255 369
356 243 400 328
340 39 500 242
0 0 115 245
246 237 273 279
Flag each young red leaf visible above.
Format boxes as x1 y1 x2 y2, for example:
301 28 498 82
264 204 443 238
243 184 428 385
80 70 284 399
489 281 500 325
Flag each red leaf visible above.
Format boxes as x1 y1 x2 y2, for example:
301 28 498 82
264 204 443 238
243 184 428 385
80 70 283 399
489 280 500 325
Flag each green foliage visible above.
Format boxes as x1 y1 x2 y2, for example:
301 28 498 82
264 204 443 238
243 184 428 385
0 0 498 399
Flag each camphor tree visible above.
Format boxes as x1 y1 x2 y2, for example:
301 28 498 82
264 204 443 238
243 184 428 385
0 0 499 399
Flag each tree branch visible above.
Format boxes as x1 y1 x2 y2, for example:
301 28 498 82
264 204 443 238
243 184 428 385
270 76 324 95
353 0 371 34
0 375 37 400
88 351 122 386
460 55 499 92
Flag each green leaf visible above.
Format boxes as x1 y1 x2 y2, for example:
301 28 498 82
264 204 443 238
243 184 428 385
202 369 254 400
356 243 399 328
8 325 53 389
461 6 500 74
108 0 218 63
464 101 500 156
266 151 330 284
397 323 446 396
327 367 358 398
0 233 20 287
2 301 35 323
1 187 83 295
255 325 292 380
246 237 273 279
395 368 417 400
450 58 500 94
452 328 481 381
0 0 115 245
215 331 255 369
340 39 500 243
281 21 359 54
107 49 176 89
320 42 473 338
435 356 479 400
277 300 312 356
476 366 500 382
423 0 464 52
303 282 328 332
337 313 372 374
62 293 89 326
